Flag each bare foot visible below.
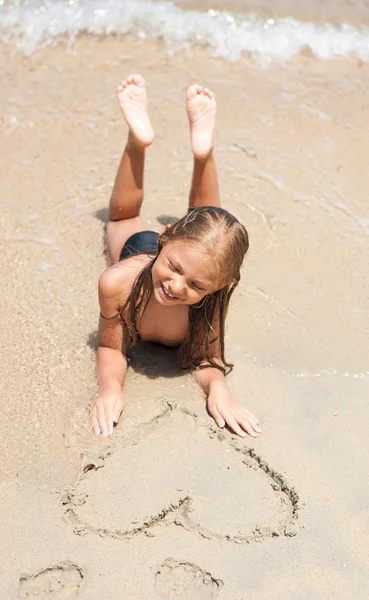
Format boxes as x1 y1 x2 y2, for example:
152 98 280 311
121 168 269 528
117 74 154 147
186 84 216 159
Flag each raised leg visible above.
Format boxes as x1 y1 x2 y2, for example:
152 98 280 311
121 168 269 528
106 74 154 263
188 153 220 208
186 84 220 208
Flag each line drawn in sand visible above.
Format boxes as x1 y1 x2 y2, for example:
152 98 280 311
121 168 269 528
155 558 223 599
19 561 84 600
62 404 300 545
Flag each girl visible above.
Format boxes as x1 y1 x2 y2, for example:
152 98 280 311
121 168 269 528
90 74 261 440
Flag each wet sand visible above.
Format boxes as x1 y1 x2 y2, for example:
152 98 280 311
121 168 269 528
1 36 369 599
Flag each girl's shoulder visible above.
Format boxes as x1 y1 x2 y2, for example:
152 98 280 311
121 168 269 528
98 256 150 304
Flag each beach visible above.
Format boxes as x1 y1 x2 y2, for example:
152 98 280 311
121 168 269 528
1 1 369 597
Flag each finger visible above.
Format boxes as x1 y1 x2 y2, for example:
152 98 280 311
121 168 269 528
240 410 262 434
248 411 261 427
209 404 225 428
223 413 246 438
104 402 114 436
90 406 101 436
247 415 262 434
113 396 124 424
239 417 258 438
97 403 109 438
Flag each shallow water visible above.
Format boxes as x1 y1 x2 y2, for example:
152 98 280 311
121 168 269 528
177 0 369 24
1 0 369 61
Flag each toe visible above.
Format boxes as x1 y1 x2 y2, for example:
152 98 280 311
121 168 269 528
133 73 145 86
186 84 198 101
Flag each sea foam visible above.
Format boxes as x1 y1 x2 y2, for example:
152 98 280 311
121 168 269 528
0 0 368 63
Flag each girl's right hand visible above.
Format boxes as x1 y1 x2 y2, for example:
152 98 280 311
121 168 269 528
90 387 124 437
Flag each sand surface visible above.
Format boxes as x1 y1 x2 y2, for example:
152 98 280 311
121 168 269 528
1 36 369 599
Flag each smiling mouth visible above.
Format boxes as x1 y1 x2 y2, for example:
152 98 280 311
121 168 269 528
160 283 181 301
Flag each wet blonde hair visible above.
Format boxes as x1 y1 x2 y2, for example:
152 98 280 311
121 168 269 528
121 207 249 374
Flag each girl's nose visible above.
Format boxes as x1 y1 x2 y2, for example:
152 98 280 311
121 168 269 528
169 275 185 296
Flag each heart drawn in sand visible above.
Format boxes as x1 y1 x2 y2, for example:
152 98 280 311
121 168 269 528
62 404 299 544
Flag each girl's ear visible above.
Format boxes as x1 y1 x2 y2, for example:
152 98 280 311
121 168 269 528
161 224 172 233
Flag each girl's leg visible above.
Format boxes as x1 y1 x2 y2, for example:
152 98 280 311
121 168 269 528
186 85 220 209
107 133 146 263
106 74 154 263
188 153 220 208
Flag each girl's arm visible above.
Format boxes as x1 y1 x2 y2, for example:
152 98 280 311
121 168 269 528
90 268 129 437
192 313 261 439
194 367 261 438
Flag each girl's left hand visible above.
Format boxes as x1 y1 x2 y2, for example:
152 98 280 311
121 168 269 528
207 382 262 438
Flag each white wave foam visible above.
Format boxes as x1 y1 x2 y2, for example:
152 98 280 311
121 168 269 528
1 0 369 63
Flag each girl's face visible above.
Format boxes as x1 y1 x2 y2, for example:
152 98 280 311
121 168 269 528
152 241 216 306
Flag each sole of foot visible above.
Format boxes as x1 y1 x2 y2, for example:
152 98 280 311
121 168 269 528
186 84 216 160
117 74 154 147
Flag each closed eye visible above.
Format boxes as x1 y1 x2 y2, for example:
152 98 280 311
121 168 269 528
168 260 204 291
168 261 179 272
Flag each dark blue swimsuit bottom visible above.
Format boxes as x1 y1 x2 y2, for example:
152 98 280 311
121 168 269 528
118 208 230 261
118 230 159 261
